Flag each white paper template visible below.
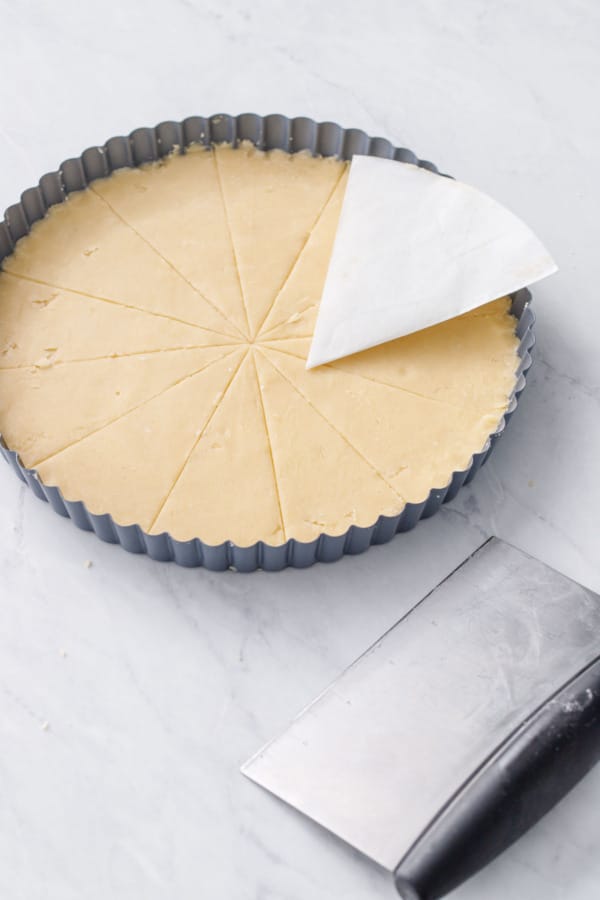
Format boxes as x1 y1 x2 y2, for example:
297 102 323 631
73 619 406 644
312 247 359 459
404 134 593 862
307 156 557 368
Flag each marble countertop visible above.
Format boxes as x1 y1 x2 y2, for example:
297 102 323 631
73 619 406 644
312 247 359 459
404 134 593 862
1 1 599 897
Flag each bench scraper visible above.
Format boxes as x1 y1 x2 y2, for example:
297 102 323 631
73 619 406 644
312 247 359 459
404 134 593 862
242 538 600 898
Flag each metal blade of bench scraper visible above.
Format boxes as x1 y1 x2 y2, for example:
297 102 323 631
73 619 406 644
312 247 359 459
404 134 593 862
241 538 600 872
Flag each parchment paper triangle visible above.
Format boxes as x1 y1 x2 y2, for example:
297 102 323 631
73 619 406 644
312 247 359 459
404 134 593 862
307 156 557 369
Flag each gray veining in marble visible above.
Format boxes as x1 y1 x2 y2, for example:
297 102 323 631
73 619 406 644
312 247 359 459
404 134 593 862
0 1 599 898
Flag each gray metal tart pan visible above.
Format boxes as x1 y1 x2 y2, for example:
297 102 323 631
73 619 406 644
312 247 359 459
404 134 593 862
0 113 536 572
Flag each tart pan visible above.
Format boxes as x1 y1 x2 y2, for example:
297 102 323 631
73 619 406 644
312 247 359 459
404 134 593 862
0 113 536 571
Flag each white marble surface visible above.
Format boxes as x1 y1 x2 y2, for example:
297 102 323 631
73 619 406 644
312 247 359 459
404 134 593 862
0 1 599 897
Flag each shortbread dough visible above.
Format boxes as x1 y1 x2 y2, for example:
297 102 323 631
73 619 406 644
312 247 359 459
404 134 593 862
0 144 519 545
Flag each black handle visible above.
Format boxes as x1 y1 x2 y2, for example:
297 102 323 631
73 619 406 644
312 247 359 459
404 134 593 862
394 656 600 900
